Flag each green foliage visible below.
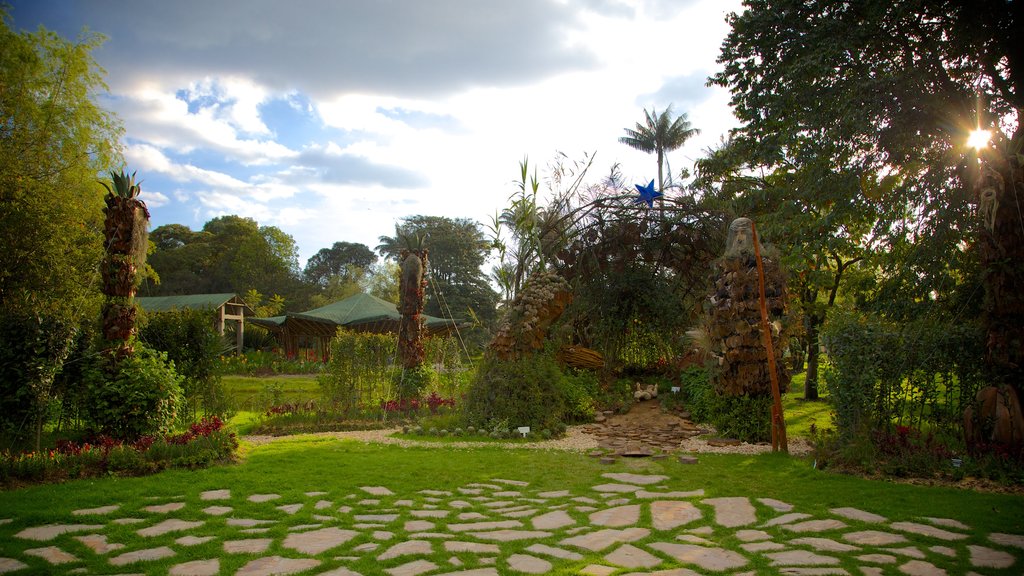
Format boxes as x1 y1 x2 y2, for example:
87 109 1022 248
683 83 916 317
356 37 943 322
319 329 398 410
303 241 378 287
0 311 78 446
82 345 183 439
558 368 598 423
377 215 499 349
144 216 303 307
395 365 437 400
678 365 771 442
822 308 986 444
139 308 230 418
463 352 566 431
100 169 141 199
619 104 700 192
219 349 323 376
0 417 236 486
678 366 713 421
0 11 121 445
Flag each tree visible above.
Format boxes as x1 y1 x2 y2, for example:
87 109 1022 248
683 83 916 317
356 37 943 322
99 170 149 358
377 216 499 333
695 137 875 400
304 241 377 287
707 0 1024 397
0 12 122 445
619 105 700 194
144 216 304 306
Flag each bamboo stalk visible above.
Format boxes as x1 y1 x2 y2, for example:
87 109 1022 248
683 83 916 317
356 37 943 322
751 221 788 453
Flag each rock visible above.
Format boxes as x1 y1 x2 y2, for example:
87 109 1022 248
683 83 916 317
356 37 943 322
678 455 698 464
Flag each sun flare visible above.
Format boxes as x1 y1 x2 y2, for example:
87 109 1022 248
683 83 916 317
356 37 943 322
967 129 992 150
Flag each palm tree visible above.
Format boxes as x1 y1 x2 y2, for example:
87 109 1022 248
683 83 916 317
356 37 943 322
100 169 149 358
619 105 700 194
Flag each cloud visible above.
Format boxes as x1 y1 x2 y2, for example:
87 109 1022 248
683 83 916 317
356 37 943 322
54 0 599 99
107 84 296 166
138 189 170 208
295 144 429 188
636 72 716 110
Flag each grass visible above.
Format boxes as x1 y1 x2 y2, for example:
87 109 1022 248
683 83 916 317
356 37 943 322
222 374 320 409
783 370 833 438
0 437 1021 575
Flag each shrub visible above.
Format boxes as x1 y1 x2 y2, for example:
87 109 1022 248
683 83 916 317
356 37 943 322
82 345 183 439
558 368 599 423
0 311 78 446
395 365 436 399
463 352 566 432
822 309 986 443
140 308 230 419
319 329 398 410
679 366 771 442
678 366 713 421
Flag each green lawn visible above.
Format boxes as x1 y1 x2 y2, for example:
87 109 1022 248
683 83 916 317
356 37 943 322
222 374 320 410
783 371 833 438
0 438 1021 575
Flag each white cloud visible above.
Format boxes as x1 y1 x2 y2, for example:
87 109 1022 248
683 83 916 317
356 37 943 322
138 190 170 208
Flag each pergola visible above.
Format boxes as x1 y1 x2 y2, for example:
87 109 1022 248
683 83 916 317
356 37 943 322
249 292 461 360
135 293 253 353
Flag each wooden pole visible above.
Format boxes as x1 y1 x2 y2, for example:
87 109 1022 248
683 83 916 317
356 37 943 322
751 221 788 453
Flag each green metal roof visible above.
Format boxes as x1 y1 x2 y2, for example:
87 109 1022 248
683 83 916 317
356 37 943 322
136 293 244 313
248 292 459 333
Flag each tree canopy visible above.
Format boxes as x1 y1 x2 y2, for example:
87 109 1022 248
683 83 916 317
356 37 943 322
144 216 302 305
377 215 499 340
619 105 699 193
702 0 1023 396
0 11 122 320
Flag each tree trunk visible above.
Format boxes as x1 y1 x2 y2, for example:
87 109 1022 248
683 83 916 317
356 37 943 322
398 249 428 370
975 149 1024 397
804 313 821 400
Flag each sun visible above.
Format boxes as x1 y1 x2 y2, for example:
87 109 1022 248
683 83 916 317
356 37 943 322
967 129 992 150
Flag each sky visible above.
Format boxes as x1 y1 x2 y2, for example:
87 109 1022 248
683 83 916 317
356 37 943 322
8 0 744 268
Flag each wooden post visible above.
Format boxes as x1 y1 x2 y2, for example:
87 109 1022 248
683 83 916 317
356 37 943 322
236 314 244 354
751 221 788 453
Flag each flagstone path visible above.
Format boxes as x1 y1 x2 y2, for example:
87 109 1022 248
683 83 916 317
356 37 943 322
2 472 1022 575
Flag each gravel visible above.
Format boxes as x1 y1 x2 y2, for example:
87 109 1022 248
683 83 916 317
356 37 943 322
243 426 812 455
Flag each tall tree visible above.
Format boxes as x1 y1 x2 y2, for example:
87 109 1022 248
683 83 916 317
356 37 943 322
99 170 149 358
303 241 377 287
708 0 1023 396
144 216 303 305
619 105 700 194
0 11 122 444
377 216 499 330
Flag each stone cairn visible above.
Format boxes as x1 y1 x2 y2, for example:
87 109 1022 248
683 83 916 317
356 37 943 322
489 271 572 361
706 218 790 397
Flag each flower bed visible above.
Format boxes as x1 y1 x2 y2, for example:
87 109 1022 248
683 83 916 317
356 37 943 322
0 417 238 486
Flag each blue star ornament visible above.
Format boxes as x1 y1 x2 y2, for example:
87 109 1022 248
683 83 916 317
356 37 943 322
634 179 662 208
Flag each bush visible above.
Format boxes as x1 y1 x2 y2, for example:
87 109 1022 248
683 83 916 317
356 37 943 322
822 309 986 443
679 366 771 442
319 329 398 409
395 365 436 399
463 352 566 432
558 368 599 423
0 311 78 445
82 345 183 439
140 308 231 419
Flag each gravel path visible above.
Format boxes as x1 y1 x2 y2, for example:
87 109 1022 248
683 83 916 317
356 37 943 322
242 425 813 455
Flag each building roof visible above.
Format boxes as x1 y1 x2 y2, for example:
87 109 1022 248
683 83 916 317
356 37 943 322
249 292 459 335
136 293 250 314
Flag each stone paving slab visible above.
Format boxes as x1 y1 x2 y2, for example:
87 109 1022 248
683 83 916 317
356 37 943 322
0 471 1021 575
